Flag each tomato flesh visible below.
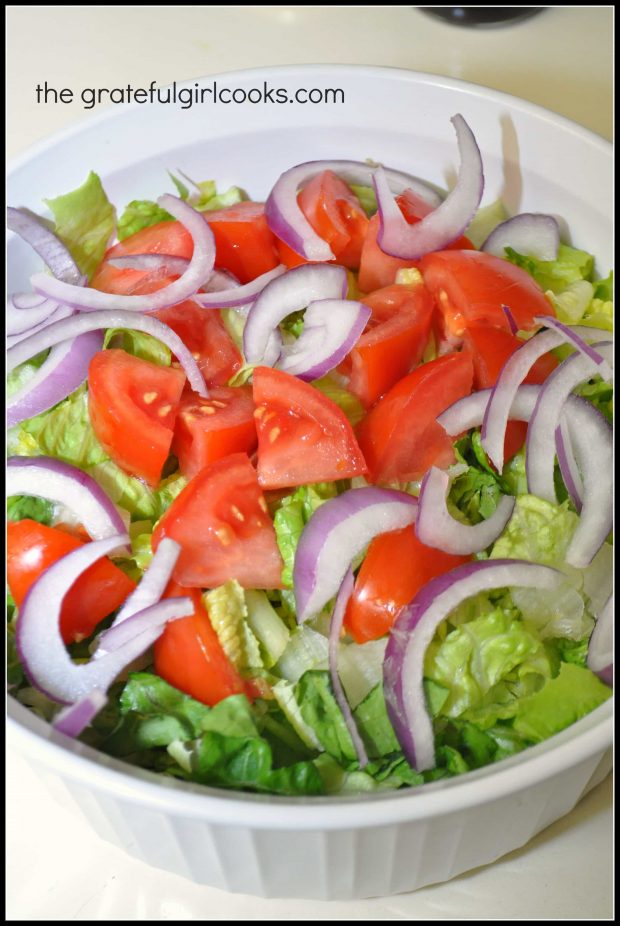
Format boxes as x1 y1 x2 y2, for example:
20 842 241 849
204 201 280 283
153 300 242 387
172 385 258 480
7 520 135 644
152 453 284 589
88 349 186 486
252 366 367 489
344 526 470 643
356 351 474 483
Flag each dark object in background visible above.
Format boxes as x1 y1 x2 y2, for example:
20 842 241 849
420 8 544 28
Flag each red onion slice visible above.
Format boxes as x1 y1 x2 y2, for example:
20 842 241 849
502 304 519 335
481 325 611 471
482 213 560 261
265 159 441 261
277 298 371 381
7 456 127 540
52 689 108 738
587 596 613 688
30 195 216 313
7 294 65 336
7 309 207 398
193 265 287 308
555 418 583 512
564 398 612 568
526 342 613 503
373 114 484 260
416 466 515 554
383 559 563 771
328 568 369 768
437 383 541 436
533 315 613 379
7 301 74 347
7 206 83 285
107 253 191 276
294 487 418 624
243 263 348 366
15 533 193 704
7 330 104 427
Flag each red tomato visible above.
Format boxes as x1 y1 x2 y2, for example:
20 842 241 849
88 350 186 486
343 281 434 408
276 171 369 270
152 453 284 589
252 367 368 489
106 220 193 259
356 351 474 483
204 201 280 283
172 385 258 480
154 581 250 707
358 191 475 293
7 520 135 644
463 323 559 461
344 526 470 643
153 300 242 387
419 250 554 337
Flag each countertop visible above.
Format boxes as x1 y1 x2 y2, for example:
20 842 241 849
6 5 613 921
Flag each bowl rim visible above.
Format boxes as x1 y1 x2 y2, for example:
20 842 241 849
7 63 613 828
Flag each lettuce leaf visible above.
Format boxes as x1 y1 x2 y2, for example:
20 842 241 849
203 581 263 674
348 184 377 217
44 171 116 280
464 199 509 249
19 385 108 468
273 483 339 587
7 494 53 525
312 374 365 426
504 243 594 294
117 200 174 241
103 328 171 366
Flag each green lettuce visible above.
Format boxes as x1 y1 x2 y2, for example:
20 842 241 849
18 385 108 468
464 199 510 249
45 171 116 279
505 243 594 294
7 350 49 400
103 328 171 366
273 483 339 587
349 184 377 217
449 431 526 527
203 581 263 674
117 200 174 241
312 374 365 426
7 494 53 525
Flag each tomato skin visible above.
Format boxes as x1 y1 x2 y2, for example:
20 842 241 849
344 526 470 642
344 282 434 408
172 385 258 480
88 350 186 487
252 367 368 489
153 300 242 387
154 582 250 706
358 192 475 293
152 453 284 589
7 520 135 644
106 220 193 259
356 351 474 483
419 250 554 337
204 201 280 283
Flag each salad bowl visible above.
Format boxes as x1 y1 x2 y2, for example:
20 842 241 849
7 65 613 900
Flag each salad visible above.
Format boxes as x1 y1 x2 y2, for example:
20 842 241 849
7 115 613 798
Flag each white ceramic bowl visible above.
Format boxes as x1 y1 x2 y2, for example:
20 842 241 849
7 65 613 901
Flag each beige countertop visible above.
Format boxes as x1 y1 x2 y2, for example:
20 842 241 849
6 5 613 921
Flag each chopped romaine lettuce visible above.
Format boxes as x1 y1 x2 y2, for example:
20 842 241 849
505 243 594 294
203 581 263 674
117 200 174 240
7 494 53 525
103 328 171 366
273 482 338 587
45 171 116 280
312 375 365 426
464 199 509 249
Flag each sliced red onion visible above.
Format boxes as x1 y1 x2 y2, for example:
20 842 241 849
243 263 347 367
7 330 103 427
204 268 241 291
555 418 583 512
416 466 515 554
294 487 418 624
383 559 563 771
502 304 519 335
107 253 191 276
533 315 613 379
481 325 611 472
437 383 541 436
265 159 442 261
587 596 613 688
193 265 287 308
30 195 216 313
7 300 74 346
7 294 65 336
52 689 108 738
482 213 560 261
7 456 127 540
373 114 484 260
7 206 83 285
564 398 612 568
15 533 193 704
526 342 613 503
328 568 369 768
7 309 207 397
277 298 371 381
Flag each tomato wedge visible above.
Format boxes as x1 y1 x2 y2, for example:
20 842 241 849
205 201 280 283
342 281 434 408
276 171 369 270
419 249 554 337
88 349 186 486
356 351 474 483
153 581 249 707
344 526 470 643
153 300 242 387
7 520 135 644
252 366 367 489
152 453 284 589
358 191 475 293
172 385 258 480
